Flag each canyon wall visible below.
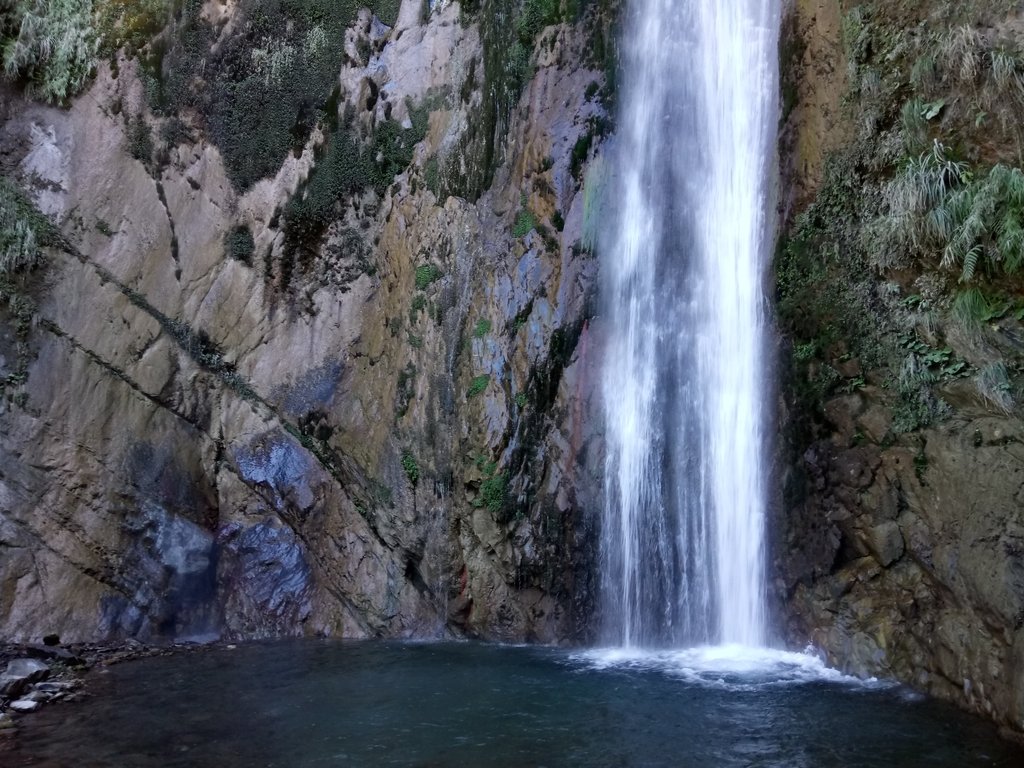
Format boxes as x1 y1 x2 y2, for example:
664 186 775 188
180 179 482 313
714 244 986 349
776 0 1024 737
0 0 616 645
5 0 1024 742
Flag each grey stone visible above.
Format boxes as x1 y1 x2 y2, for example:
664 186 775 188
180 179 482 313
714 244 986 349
865 521 905 568
0 659 49 698
857 405 892 444
9 699 40 713
33 681 73 694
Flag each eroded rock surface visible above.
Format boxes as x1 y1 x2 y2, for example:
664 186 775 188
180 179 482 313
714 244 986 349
776 0 1024 736
0 0 609 646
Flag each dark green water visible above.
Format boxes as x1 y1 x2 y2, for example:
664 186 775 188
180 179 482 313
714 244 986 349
3 641 1022 767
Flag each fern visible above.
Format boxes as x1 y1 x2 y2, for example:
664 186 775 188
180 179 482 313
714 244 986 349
960 243 984 282
998 210 1024 273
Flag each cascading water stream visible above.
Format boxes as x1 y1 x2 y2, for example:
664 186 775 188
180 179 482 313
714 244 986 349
599 0 779 649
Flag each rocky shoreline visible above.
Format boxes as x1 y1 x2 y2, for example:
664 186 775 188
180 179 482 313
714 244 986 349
0 639 219 736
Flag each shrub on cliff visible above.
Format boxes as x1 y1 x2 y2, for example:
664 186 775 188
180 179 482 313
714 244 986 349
0 178 56 275
1 0 98 103
884 141 1024 282
145 0 406 192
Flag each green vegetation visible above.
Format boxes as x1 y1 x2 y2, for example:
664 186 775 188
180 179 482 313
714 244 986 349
443 0 612 202
470 453 507 514
408 293 426 324
581 156 605 253
883 142 1024 282
279 101 430 273
0 0 99 103
395 362 416 419
467 374 490 398
415 264 443 290
126 115 154 167
1 178 53 275
472 318 492 338
779 0 1024 433
96 0 172 55
424 157 441 197
477 471 507 514
976 360 1014 412
141 0 406 192
512 194 537 239
514 391 528 408
512 209 536 238
401 451 419 485
1 178 53 400
225 225 255 264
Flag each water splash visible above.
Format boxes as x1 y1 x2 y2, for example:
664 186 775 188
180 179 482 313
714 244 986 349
598 0 780 648
572 646 892 692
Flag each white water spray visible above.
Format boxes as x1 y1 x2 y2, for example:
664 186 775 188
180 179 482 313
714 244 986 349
599 0 779 648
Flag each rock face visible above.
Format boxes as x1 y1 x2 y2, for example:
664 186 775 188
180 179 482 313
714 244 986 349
0 659 49 698
0 0 610 645
776 0 1024 736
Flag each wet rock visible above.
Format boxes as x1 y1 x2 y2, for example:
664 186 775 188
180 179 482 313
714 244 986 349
33 681 74 694
0 712 13 730
0 658 49 697
217 520 314 638
9 699 40 713
99 503 218 642
23 644 84 665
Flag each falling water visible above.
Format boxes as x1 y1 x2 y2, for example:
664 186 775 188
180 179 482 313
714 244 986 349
599 0 779 648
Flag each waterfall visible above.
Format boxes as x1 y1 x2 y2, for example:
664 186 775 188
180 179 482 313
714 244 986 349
598 0 779 648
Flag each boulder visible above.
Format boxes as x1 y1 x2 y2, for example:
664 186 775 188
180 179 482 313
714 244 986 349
864 521 905 568
9 699 41 713
0 659 50 698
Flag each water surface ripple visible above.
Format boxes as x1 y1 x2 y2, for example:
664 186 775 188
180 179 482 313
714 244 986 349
4 642 1022 767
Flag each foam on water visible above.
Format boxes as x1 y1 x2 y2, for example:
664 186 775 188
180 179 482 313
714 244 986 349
571 645 891 692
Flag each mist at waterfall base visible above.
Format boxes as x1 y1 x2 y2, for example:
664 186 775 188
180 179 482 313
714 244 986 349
6 641 1024 768
597 0 777 647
